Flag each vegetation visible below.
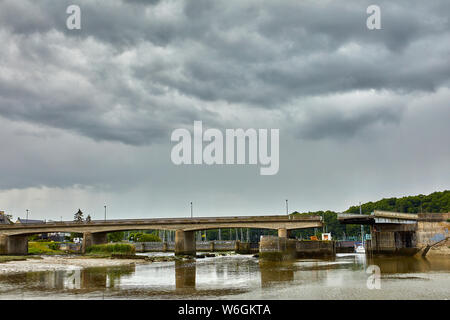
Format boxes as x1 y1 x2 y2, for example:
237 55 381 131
74 209 84 222
85 243 136 255
28 241 65 255
107 231 125 242
346 190 450 214
128 232 161 242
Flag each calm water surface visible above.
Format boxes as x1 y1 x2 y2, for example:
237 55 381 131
0 253 449 299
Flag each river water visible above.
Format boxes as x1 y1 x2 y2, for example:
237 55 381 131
0 253 449 299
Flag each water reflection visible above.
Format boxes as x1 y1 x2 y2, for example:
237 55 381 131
175 260 196 290
0 254 449 299
0 265 135 293
259 260 294 286
367 256 450 274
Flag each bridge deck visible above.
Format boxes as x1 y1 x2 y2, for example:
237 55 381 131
0 215 323 235
338 210 418 225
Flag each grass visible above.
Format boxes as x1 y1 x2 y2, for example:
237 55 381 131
28 241 65 255
85 243 135 255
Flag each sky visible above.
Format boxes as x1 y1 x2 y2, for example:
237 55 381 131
0 0 449 221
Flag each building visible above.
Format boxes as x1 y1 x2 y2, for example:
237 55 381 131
15 218 45 224
0 211 12 224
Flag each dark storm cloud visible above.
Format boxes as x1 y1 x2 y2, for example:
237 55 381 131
295 104 404 140
0 0 449 147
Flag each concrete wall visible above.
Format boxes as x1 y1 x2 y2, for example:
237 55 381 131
296 240 336 257
259 236 297 260
134 240 237 252
416 213 450 256
58 243 82 252
0 234 28 255
259 236 336 260
175 230 196 256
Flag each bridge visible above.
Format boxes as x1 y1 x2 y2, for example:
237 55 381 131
0 215 323 255
338 210 418 225
338 210 450 256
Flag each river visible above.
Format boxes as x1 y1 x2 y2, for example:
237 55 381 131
0 253 449 299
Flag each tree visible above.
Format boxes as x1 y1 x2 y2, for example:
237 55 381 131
85 215 92 223
108 231 125 242
74 209 84 223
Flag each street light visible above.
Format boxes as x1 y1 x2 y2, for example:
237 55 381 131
104 205 107 221
360 202 364 245
190 202 193 218
26 209 29 223
286 199 288 215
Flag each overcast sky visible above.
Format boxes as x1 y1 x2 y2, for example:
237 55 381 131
0 0 449 221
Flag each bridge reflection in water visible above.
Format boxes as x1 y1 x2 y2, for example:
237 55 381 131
1 255 449 298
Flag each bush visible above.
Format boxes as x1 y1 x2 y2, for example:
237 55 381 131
48 242 60 250
129 232 161 242
28 242 64 255
85 243 136 255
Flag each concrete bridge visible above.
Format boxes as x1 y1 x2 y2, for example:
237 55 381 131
338 210 450 255
0 215 323 256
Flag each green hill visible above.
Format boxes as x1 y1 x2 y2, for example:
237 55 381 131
346 190 450 215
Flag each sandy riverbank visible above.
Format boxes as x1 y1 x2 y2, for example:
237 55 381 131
0 255 149 274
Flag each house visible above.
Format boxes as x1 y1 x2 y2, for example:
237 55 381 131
0 211 12 224
16 217 47 239
15 218 45 224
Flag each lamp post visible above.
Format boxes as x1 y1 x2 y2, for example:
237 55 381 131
26 209 29 223
190 202 193 218
360 202 364 246
286 199 288 215
104 205 107 221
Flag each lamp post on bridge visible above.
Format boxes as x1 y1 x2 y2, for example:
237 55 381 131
190 202 193 218
104 205 107 222
286 199 288 215
26 209 29 223
360 202 364 246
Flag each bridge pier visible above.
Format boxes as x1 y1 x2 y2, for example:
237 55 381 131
0 234 28 255
82 232 108 253
175 230 196 256
278 228 290 238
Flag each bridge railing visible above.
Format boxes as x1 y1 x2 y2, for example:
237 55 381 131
0 215 322 229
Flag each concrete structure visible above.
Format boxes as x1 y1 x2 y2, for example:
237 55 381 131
0 215 322 256
259 236 335 260
416 213 450 256
296 240 335 257
259 236 297 260
338 210 450 256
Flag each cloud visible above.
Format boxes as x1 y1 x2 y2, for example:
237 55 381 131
0 0 449 220
0 0 448 146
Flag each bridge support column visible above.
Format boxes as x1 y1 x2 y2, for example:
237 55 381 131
82 232 108 254
278 228 290 238
175 230 196 256
0 234 28 255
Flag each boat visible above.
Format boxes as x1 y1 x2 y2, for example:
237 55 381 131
355 245 365 253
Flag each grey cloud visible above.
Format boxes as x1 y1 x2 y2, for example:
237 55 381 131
294 105 405 140
0 0 449 147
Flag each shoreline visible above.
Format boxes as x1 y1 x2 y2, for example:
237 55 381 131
0 255 152 274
